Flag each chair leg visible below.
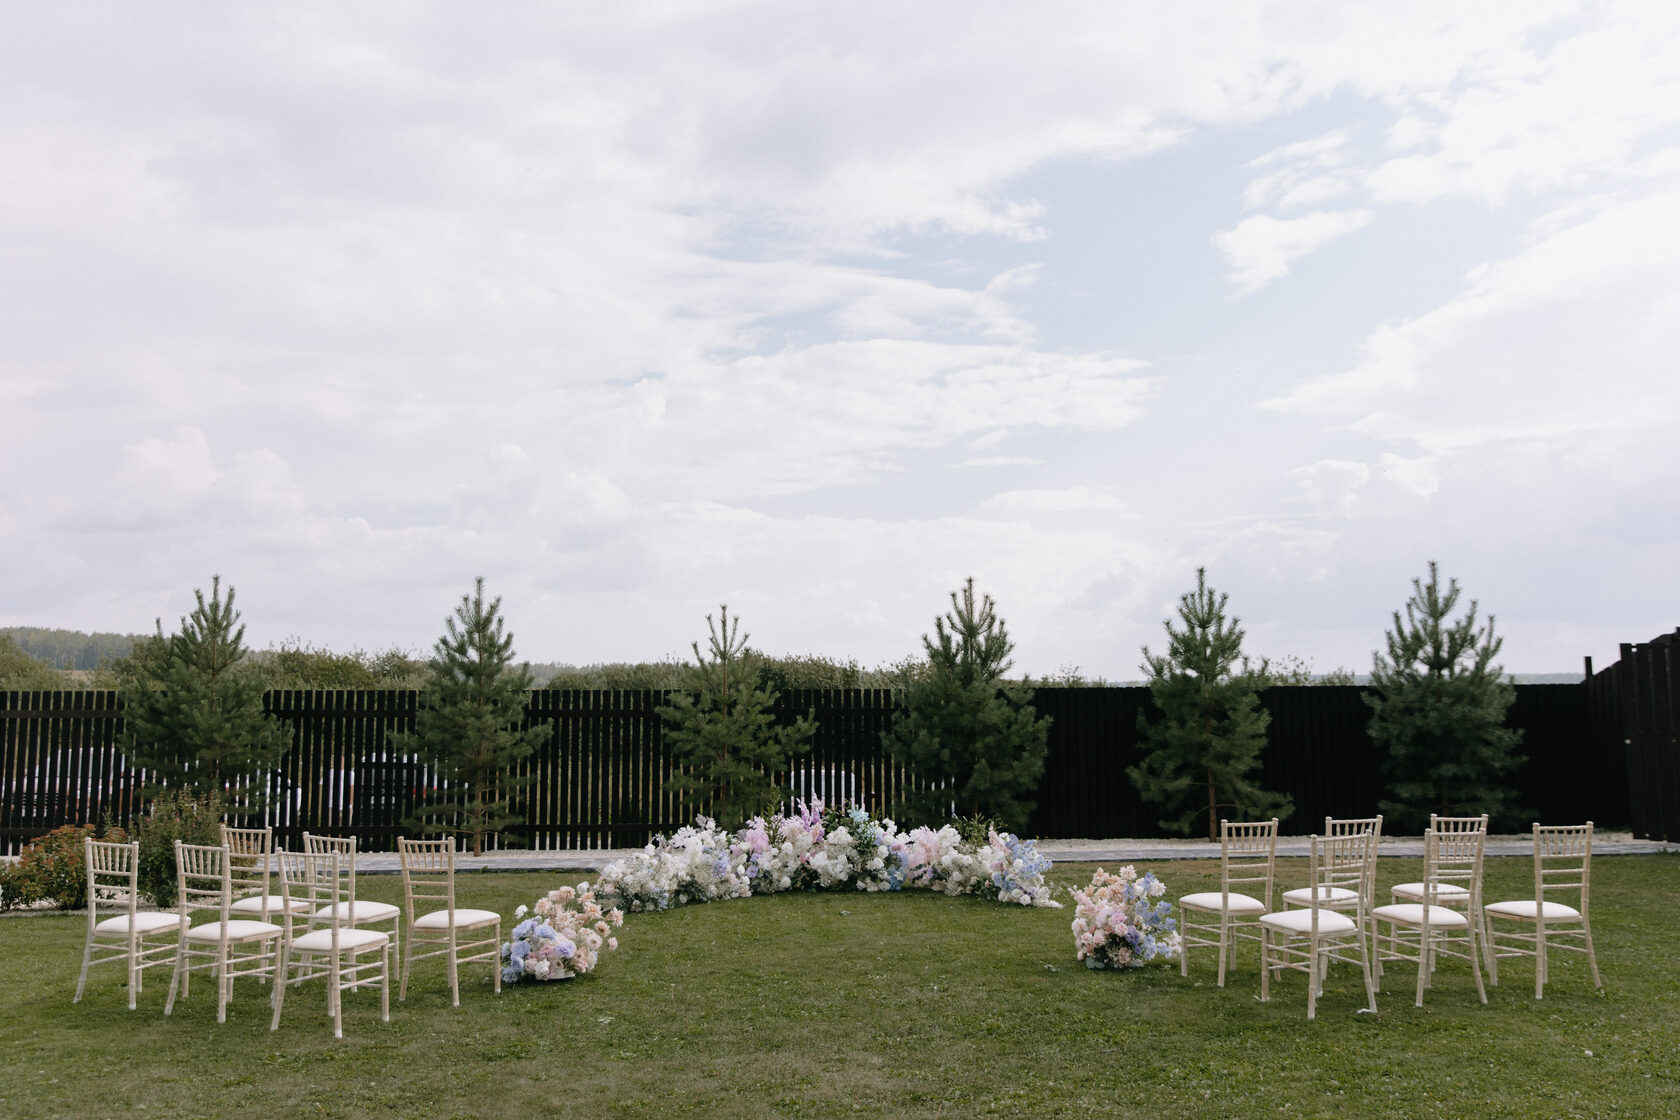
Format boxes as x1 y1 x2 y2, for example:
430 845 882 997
1258 928 1271 1004
1468 928 1487 1004
1584 919 1602 989
1534 924 1547 1000
1215 915 1229 988
381 944 391 1023
1305 937 1318 1022
399 927 414 1001
492 922 501 993
270 943 292 1030
447 932 461 1007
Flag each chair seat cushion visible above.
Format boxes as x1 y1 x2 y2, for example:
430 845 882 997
412 907 500 930
1391 881 1469 901
1260 908 1359 935
1281 886 1360 906
1484 899 1583 921
291 927 390 952
185 919 284 942
95 911 181 935
1179 892 1266 914
315 900 401 923
231 894 312 915
1371 903 1468 928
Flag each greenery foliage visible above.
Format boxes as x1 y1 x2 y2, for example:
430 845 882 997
883 578 1050 833
1367 561 1525 831
257 640 428 689
0 635 73 690
404 578 547 856
117 577 289 810
658 606 817 829
135 789 226 907
0 822 128 910
1130 568 1292 839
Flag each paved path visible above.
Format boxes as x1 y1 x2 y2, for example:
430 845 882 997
350 831 1675 874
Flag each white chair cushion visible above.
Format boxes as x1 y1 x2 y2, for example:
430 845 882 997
231 894 312 915
1281 886 1360 906
1179 892 1266 914
1391 881 1469 901
315 900 401 923
1259 908 1358 935
184 919 284 942
1371 903 1469 928
1484 899 1583 921
290 927 390 952
412 907 500 930
95 911 181 935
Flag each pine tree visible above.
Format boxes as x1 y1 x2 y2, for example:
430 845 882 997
119 576 289 812
1129 568 1291 840
405 578 546 856
883 578 1050 833
658 606 816 830
1367 562 1524 831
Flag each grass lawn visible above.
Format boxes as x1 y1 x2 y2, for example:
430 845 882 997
1 852 1674 1119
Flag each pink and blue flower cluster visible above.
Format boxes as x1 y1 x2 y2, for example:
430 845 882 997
500 883 623 984
597 801 1061 912
1070 866 1181 969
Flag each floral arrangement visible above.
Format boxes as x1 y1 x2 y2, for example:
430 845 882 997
501 882 624 984
595 801 1060 912
1069 866 1181 969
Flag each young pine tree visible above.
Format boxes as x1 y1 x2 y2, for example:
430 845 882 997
1129 568 1291 840
658 606 816 830
405 578 547 856
1367 562 1524 831
883 578 1050 833
119 576 289 812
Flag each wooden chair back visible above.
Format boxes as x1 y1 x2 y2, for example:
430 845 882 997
1218 818 1278 908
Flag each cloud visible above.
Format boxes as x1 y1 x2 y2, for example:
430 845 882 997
979 487 1128 516
1213 209 1374 293
1289 459 1371 517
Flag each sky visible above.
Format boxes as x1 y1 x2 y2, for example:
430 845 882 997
4 2 1678 680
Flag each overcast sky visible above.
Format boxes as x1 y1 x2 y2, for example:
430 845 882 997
4 3 1677 679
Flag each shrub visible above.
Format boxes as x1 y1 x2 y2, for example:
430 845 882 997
0 822 129 910
137 789 226 906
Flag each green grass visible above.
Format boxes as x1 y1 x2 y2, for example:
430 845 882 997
2 854 1675 1119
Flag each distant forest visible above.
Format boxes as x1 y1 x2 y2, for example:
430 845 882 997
0 625 1582 691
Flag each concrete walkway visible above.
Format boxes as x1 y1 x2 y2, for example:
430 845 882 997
350 831 1676 874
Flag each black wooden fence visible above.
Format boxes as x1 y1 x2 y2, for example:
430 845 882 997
1591 628 1680 842
0 677 1645 855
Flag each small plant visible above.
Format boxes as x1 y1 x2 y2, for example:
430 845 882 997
136 789 226 906
0 822 128 910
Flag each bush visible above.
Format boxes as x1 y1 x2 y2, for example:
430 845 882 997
0 822 129 910
137 790 226 906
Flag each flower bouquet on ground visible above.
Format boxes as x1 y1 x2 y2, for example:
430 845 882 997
501 882 624 984
1070 866 1181 969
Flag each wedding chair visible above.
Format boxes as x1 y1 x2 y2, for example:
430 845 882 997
1258 831 1378 1019
1178 818 1278 987
1371 824 1488 1006
1389 814 1489 968
222 824 310 924
164 840 286 1022
1281 815 1382 967
302 833 401 955
74 838 180 1010
1483 822 1601 999
397 837 502 1005
270 847 391 1038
